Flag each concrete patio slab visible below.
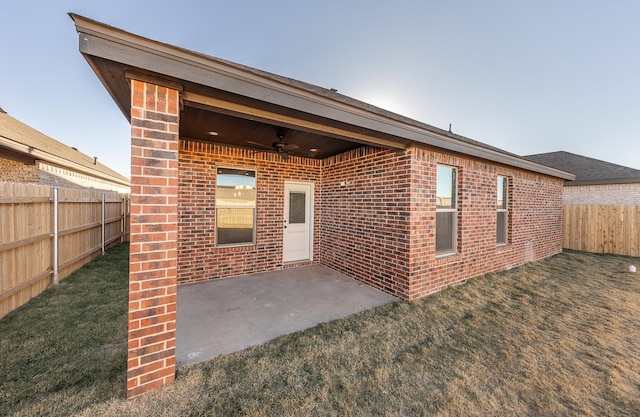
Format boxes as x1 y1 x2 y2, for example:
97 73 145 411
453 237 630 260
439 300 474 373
176 265 398 367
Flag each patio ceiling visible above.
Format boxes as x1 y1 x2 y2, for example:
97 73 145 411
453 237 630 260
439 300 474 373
80 52 406 160
180 107 362 159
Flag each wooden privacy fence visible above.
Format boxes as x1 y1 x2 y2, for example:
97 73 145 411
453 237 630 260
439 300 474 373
564 204 640 257
0 182 129 318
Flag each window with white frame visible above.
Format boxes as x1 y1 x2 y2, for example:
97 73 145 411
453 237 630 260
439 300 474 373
436 165 457 255
496 175 509 245
216 168 256 246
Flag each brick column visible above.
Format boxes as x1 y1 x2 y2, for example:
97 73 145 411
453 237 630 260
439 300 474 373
127 79 180 398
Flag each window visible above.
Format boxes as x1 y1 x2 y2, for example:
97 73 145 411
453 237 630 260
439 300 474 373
216 168 256 246
436 165 457 255
288 191 306 224
496 175 508 245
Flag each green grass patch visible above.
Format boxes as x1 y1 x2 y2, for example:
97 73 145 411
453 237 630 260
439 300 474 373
0 244 128 417
2 247 640 416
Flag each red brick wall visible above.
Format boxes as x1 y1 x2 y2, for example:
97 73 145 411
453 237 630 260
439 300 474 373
407 147 564 299
0 157 38 183
177 140 321 283
320 147 413 299
127 79 179 398
176 143 564 303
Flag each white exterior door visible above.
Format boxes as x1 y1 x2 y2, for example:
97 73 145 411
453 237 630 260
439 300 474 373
283 182 313 263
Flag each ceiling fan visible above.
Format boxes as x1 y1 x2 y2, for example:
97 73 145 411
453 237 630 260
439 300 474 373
247 129 299 159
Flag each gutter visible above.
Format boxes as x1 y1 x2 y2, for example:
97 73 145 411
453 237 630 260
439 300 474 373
0 134 130 187
565 178 640 186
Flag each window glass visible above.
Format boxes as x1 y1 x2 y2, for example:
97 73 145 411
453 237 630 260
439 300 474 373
436 165 456 209
497 175 507 210
289 191 306 224
436 165 457 255
436 212 455 253
216 168 256 246
496 175 508 245
496 211 508 244
217 208 255 245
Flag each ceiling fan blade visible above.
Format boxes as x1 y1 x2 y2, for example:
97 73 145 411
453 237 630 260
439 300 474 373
293 150 317 158
246 140 272 149
284 143 300 151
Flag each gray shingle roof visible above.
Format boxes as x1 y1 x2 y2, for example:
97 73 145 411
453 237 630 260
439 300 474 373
524 151 640 185
0 111 129 186
68 14 575 181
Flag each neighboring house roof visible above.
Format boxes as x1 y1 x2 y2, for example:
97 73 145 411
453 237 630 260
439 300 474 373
69 14 574 181
0 111 130 187
524 151 640 186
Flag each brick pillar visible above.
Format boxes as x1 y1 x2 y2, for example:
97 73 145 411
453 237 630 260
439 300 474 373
127 79 180 398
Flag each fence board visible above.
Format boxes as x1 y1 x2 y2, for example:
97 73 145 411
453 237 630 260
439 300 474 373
0 182 52 318
0 182 129 318
564 204 640 257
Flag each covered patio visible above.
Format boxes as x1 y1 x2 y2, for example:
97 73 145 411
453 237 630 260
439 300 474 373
70 14 572 398
176 265 398 367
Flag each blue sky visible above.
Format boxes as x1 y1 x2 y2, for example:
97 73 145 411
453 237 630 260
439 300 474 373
2 1 639 178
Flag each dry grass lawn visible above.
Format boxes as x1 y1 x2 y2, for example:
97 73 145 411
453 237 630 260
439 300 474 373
1 246 639 416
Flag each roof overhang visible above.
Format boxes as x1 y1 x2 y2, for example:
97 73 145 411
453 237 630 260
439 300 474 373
565 178 640 186
0 134 130 187
69 13 575 181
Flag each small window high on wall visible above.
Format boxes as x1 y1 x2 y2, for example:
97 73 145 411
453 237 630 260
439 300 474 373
216 168 256 246
496 175 509 245
436 165 457 256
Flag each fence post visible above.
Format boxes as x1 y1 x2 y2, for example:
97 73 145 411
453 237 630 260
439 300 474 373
126 194 129 242
52 187 59 285
122 194 127 243
101 192 106 255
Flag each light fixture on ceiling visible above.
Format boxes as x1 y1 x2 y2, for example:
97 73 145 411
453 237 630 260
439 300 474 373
247 128 299 159
272 130 299 157
207 131 219 136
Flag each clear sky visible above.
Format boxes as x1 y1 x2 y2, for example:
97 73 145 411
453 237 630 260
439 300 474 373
2 1 639 178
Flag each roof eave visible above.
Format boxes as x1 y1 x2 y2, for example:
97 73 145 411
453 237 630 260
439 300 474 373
69 13 575 181
566 178 640 186
0 134 130 187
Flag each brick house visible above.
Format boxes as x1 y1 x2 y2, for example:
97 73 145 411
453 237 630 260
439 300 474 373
0 109 130 193
70 14 574 398
525 151 640 205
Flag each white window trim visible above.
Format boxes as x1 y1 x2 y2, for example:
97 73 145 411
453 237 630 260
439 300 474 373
215 166 257 248
436 165 458 257
496 175 509 246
